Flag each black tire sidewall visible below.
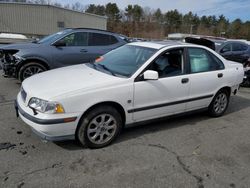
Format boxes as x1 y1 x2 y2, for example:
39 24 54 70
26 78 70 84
19 62 47 81
209 90 230 117
76 105 123 149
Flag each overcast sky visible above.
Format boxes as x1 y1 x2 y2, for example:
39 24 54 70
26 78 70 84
56 0 250 21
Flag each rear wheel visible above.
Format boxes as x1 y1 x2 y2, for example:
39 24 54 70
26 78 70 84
76 105 122 149
18 62 47 81
208 89 230 117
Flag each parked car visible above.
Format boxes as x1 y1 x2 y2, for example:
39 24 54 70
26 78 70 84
15 42 244 148
0 28 128 81
185 36 226 51
0 33 29 45
216 40 250 64
185 37 250 64
242 58 250 87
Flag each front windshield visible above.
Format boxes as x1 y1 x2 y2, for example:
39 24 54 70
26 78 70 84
37 29 72 44
92 45 156 77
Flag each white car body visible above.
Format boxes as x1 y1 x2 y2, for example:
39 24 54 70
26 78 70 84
16 42 244 141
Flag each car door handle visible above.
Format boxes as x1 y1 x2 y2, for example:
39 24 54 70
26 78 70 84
181 78 189 84
218 73 223 78
80 49 88 53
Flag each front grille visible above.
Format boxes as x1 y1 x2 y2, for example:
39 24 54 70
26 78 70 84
21 87 27 102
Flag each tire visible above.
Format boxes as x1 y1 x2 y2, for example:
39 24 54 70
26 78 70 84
18 62 47 81
76 105 123 149
208 89 230 117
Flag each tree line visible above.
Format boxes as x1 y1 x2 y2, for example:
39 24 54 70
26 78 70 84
85 3 250 40
1 0 250 40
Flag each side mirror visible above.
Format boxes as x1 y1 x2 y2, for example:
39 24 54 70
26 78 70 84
54 40 66 47
143 70 159 80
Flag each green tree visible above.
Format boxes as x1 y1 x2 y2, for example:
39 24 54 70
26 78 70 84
229 19 244 38
164 9 182 33
125 5 133 22
216 15 229 37
105 3 121 31
105 3 121 22
85 4 105 16
132 4 143 22
153 8 163 23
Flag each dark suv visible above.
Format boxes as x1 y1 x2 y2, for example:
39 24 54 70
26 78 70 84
216 41 250 63
0 28 128 81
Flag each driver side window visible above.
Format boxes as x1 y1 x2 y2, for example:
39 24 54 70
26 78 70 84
60 32 88 46
148 49 184 78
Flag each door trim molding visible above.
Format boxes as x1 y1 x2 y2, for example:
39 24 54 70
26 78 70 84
127 94 213 113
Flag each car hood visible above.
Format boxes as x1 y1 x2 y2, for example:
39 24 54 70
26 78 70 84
22 64 125 100
0 42 41 50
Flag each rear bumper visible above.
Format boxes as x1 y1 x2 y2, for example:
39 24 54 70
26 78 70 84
15 97 80 141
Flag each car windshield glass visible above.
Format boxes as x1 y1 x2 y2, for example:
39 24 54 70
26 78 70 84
37 29 72 44
91 45 156 77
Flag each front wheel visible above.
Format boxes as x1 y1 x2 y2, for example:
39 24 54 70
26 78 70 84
208 90 230 117
76 105 123 149
18 62 47 81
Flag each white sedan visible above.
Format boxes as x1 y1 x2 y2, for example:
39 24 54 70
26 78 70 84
15 42 244 148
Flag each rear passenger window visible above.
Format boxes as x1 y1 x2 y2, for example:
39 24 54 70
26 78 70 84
88 33 118 46
188 48 224 73
232 43 248 51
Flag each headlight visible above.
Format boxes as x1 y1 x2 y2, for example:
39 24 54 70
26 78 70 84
13 54 24 63
28 97 65 114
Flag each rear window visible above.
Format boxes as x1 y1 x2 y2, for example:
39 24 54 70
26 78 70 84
88 33 118 46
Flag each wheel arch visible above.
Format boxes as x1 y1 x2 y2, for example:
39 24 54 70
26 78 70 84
217 86 231 96
16 58 50 77
76 101 126 134
209 86 231 106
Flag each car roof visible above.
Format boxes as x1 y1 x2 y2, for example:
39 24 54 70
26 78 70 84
66 28 123 36
128 41 200 50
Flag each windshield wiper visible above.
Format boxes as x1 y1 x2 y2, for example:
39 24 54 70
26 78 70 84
97 64 116 76
87 63 126 77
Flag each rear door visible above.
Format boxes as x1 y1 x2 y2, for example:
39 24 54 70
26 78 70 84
87 32 122 61
186 47 225 110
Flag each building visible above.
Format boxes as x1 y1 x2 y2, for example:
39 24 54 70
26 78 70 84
0 2 107 37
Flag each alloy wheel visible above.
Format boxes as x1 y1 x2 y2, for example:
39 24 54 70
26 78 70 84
87 114 117 145
213 93 228 114
23 66 44 79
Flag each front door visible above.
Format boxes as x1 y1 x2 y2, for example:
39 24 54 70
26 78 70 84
52 32 90 67
132 48 190 122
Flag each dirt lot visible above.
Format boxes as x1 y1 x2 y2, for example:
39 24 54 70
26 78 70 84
0 73 250 188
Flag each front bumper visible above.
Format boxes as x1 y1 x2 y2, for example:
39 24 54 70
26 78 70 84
1 61 17 78
15 96 80 141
